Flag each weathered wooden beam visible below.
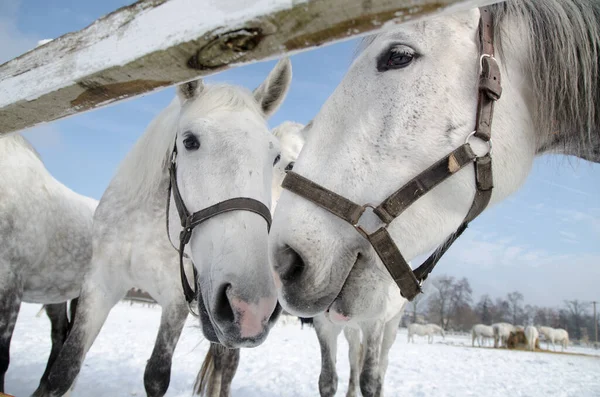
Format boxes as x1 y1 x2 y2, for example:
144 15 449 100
0 0 497 134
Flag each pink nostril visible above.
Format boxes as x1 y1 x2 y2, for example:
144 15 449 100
229 295 278 338
272 269 282 290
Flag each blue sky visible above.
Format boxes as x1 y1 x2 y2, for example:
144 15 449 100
2 0 599 308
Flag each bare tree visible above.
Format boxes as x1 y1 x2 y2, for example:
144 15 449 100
428 275 455 329
507 291 524 325
565 300 590 340
475 294 493 324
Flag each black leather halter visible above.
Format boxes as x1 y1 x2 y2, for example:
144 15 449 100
282 8 501 301
166 141 272 308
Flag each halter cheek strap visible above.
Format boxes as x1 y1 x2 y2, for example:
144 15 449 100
281 7 501 301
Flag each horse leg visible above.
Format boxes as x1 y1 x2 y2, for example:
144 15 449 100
359 321 384 397
33 275 126 397
379 313 401 392
144 302 188 397
38 303 70 388
343 327 361 397
314 315 342 397
0 275 22 393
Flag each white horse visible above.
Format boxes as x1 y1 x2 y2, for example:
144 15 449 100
524 325 538 351
492 323 515 348
33 58 292 397
408 323 445 344
471 324 494 347
538 326 569 352
195 121 408 397
268 0 600 333
0 133 96 394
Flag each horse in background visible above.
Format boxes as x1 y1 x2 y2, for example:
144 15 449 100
33 58 292 397
538 326 569 352
0 133 96 394
492 323 516 348
407 324 445 344
524 326 539 351
471 324 494 347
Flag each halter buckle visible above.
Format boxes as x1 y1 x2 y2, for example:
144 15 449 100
353 204 387 237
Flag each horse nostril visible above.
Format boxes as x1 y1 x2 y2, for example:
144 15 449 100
214 283 235 324
276 245 305 283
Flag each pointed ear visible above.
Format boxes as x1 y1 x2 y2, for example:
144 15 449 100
177 79 204 104
253 57 292 118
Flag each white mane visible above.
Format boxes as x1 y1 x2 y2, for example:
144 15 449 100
111 84 264 204
0 132 43 162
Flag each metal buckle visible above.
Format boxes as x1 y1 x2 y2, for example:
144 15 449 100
353 204 387 237
465 131 492 156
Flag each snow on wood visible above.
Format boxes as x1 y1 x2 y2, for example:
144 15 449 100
0 0 497 134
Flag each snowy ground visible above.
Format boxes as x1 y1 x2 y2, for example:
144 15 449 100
7 303 600 397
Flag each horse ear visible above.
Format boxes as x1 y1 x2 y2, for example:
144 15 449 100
177 79 204 103
253 57 292 118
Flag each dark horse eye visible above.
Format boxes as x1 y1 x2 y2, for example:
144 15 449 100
284 161 295 172
183 135 200 151
273 154 281 166
378 47 415 72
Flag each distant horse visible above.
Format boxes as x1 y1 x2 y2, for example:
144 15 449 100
538 326 569 352
408 324 445 344
33 58 292 397
268 0 600 339
524 326 539 351
0 133 96 394
471 324 494 347
492 323 516 348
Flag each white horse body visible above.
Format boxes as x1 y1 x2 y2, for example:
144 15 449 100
408 323 445 344
0 134 97 304
35 60 292 397
269 0 600 327
538 326 569 352
0 133 97 393
492 322 515 348
524 325 538 351
471 324 494 347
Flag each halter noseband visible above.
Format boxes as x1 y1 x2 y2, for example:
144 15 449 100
166 141 272 310
282 8 501 301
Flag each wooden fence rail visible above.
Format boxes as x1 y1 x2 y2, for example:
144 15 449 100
0 0 496 135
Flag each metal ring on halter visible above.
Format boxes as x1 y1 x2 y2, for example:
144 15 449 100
465 130 492 156
353 203 383 237
479 53 495 73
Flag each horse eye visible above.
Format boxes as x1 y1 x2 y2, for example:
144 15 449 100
378 47 415 72
284 161 295 172
273 154 281 166
183 135 200 151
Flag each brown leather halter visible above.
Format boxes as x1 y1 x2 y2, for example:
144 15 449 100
167 141 273 308
281 8 501 301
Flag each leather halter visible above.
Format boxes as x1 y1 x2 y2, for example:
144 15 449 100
282 8 501 301
166 141 272 308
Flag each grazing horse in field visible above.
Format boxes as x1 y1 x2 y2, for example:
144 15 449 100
492 323 515 348
538 326 569 352
471 324 494 347
524 326 539 351
33 58 292 397
0 133 96 394
407 323 445 344
268 0 600 354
